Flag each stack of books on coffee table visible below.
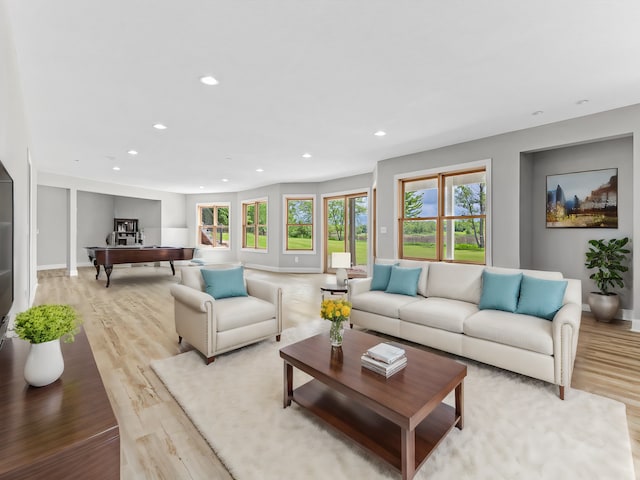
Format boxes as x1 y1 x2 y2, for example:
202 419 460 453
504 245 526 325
361 343 407 377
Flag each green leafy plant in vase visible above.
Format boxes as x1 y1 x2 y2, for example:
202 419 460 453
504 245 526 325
584 237 630 322
14 304 81 387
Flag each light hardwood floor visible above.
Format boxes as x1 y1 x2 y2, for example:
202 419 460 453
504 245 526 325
33 266 640 479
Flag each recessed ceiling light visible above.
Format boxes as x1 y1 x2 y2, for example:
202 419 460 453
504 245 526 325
302 153 312 159
199 186 204 189
532 110 544 116
222 178 229 182
576 99 589 105
200 75 219 86
127 150 138 155
153 123 167 130
113 166 120 171
256 168 264 172
374 130 387 137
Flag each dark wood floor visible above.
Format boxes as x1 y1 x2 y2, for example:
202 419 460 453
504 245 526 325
33 266 640 478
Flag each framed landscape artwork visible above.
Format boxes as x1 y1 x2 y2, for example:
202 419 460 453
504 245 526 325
546 168 618 228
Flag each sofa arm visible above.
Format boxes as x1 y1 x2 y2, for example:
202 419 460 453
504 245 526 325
552 302 582 390
170 284 215 312
349 277 372 297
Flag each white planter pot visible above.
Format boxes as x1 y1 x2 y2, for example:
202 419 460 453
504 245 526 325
24 338 65 387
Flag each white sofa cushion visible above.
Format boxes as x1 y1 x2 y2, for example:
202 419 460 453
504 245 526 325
215 296 276 332
350 291 421 319
399 297 478 333
426 262 484 304
463 309 553 355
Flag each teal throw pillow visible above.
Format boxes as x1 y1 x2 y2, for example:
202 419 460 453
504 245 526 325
385 265 422 297
200 267 248 300
370 263 395 291
478 270 523 313
516 275 568 320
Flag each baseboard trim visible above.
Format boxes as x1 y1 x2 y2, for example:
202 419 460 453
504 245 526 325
37 264 67 271
582 303 638 330
243 263 323 274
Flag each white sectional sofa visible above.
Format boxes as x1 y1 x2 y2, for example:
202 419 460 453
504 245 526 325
349 259 582 399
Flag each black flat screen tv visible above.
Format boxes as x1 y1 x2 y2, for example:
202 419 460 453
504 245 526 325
0 159 13 347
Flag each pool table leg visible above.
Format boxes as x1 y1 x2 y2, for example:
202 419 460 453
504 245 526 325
104 266 113 288
92 258 100 279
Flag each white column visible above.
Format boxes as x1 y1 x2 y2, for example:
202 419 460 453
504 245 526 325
67 187 78 277
632 130 640 331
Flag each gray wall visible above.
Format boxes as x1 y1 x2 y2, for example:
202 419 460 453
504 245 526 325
73 192 162 264
37 185 68 267
519 153 534 269
184 172 374 272
375 105 640 318
77 191 114 264
529 136 633 307
114 195 161 245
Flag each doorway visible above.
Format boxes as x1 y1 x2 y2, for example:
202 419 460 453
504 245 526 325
324 192 368 275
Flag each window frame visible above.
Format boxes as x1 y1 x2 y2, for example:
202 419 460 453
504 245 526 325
195 202 231 250
283 195 316 254
397 162 489 265
241 197 268 251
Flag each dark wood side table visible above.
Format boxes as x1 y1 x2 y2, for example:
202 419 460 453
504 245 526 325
320 283 349 300
0 330 120 479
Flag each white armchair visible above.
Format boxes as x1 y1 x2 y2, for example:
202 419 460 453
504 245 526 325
170 266 282 364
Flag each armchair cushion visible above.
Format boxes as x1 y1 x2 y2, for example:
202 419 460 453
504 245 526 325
215 296 277 331
201 267 248 299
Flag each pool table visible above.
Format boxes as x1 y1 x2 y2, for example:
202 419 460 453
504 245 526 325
85 246 195 287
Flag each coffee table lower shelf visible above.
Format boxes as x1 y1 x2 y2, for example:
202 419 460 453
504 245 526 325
292 379 459 474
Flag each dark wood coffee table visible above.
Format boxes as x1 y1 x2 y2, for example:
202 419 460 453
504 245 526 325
280 329 466 480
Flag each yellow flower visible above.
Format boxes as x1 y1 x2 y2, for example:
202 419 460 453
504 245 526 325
320 298 352 321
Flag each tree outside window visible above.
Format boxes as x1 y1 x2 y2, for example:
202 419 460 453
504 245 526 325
198 204 229 248
286 197 313 251
243 200 267 249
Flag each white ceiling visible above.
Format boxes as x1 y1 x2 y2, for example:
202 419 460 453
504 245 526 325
5 1 640 194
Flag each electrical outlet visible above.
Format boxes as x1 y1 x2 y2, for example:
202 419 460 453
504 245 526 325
294 256 299 263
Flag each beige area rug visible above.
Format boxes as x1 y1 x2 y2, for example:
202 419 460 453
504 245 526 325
151 321 635 479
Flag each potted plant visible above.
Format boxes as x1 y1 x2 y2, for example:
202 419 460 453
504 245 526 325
14 304 81 387
584 237 630 322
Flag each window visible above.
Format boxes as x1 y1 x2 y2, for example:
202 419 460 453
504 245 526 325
243 199 268 250
399 168 486 264
285 196 314 251
197 203 230 249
